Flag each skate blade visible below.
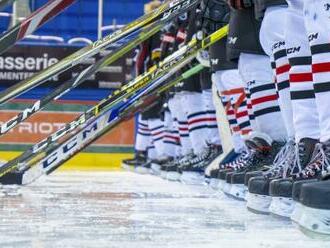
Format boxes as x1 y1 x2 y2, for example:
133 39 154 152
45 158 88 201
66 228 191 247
209 179 220 190
166 172 181 182
298 225 330 240
246 192 271 215
150 164 161 176
298 206 330 237
269 197 294 219
180 172 205 185
229 184 247 201
135 166 150 175
291 202 304 224
218 180 225 191
121 163 135 172
160 171 168 179
222 183 232 195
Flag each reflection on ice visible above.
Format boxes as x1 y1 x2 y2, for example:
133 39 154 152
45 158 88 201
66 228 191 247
0 172 328 248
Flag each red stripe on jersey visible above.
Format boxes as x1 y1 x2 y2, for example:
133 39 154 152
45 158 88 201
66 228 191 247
276 64 290 75
151 131 164 137
251 95 278 105
312 62 330 73
290 73 313 83
226 109 235 115
188 118 213 125
236 111 249 118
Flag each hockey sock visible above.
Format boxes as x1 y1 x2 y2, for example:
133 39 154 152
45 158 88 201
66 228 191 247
135 114 151 152
202 89 222 145
285 3 320 142
239 53 287 142
304 0 330 142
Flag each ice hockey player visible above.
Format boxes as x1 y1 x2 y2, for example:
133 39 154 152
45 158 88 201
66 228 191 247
211 0 287 201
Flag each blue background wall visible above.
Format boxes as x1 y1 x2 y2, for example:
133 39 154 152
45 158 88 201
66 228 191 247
0 0 151 41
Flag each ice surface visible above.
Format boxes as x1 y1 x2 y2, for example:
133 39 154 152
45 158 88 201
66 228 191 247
0 172 329 248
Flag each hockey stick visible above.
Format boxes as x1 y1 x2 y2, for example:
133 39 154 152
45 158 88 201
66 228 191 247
0 23 163 136
0 0 200 105
0 0 76 55
0 0 16 11
20 64 205 185
0 25 228 178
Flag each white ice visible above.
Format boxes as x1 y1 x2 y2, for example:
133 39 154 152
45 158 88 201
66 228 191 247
0 172 329 248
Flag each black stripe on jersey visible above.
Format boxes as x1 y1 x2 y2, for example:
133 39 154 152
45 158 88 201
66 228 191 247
254 106 281 117
288 56 312 66
290 90 315 100
187 111 207 119
189 125 209 132
314 82 330 93
164 141 179 145
150 126 164 132
277 80 290 91
229 119 237 125
138 131 151 136
138 122 148 127
239 121 251 129
208 125 219 129
274 49 287 61
249 83 276 95
271 61 276 69
152 137 164 142
311 44 330 55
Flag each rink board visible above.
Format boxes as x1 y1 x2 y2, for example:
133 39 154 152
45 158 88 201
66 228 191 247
0 100 135 171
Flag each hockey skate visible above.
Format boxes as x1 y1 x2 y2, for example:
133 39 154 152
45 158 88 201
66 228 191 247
151 157 174 176
268 138 318 218
297 178 330 236
293 140 330 234
218 150 250 191
179 144 222 185
135 161 152 175
229 136 282 201
122 151 147 171
206 149 238 189
158 152 195 179
247 140 295 214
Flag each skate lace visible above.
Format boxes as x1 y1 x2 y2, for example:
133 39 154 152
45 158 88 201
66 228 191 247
289 141 308 176
221 150 249 169
265 141 295 178
177 152 195 165
297 143 330 178
234 150 257 170
189 146 212 165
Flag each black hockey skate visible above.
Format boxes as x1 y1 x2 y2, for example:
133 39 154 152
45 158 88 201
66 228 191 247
268 138 318 218
158 152 195 178
135 161 152 175
151 157 174 177
228 138 283 201
179 144 223 185
219 150 252 192
247 140 295 214
297 177 330 235
122 150 147 171
291 139 330 234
